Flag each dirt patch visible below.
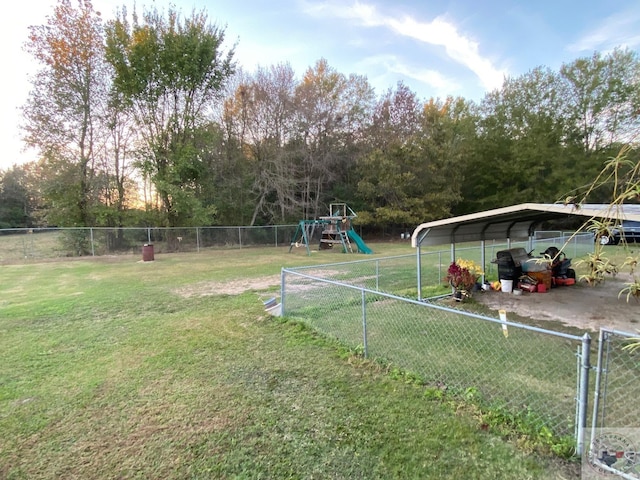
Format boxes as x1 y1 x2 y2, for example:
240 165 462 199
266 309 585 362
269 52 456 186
175 275 280 297
474 273 640 333
173 270 640 335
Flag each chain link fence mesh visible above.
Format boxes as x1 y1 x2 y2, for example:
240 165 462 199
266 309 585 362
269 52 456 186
1 227 592 267
281 232 597 445
285 233 594 299
282 269 587 439
593 329 640 431
587 329 640 478
0 225 298 262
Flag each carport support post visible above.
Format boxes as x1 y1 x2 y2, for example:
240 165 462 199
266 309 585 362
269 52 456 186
416 245 423 301
576 333 591 456
480 239 486 283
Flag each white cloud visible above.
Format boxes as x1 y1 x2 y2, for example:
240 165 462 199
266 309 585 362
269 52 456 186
568 8 640 52
302 1 507 91
357 54 461 97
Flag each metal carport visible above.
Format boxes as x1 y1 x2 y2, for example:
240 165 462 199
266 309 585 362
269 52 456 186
410 202 640 300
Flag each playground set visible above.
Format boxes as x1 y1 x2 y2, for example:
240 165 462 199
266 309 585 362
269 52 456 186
289 203 373 256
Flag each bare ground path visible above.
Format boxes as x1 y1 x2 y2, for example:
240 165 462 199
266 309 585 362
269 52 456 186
174 270 640 335
474 273 640 333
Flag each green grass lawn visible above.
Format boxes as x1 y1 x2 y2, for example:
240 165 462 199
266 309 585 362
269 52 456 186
0 245 578 479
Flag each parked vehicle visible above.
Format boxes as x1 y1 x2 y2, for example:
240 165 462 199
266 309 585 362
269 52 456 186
598 220 640 245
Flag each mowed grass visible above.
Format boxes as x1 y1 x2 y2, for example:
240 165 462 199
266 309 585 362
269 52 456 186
0 245 577 479
284 286 581 437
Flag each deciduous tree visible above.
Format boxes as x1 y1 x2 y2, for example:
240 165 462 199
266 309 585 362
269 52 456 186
292 59 375 219
105 5 235 227
460 67 569 212
222 64 299 224
0 165 33 228
22 0 107 226
357 86 471 227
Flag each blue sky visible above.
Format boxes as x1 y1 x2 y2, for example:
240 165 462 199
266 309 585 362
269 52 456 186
2 0 640 169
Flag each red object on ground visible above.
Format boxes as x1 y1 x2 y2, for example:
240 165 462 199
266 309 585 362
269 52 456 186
537 283 547 293
142 244 154 261
519 282 537 293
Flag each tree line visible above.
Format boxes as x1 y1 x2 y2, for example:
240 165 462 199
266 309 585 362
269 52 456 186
1 0 639 238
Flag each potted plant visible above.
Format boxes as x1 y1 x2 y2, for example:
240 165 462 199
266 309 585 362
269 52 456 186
444 259 483 301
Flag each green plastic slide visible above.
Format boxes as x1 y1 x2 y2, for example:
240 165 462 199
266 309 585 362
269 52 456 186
347 229 373 254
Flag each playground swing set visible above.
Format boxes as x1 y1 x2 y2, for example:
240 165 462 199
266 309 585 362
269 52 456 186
289 203 373 256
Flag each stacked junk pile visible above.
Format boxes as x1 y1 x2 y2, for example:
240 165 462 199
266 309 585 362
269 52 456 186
494 247 576 294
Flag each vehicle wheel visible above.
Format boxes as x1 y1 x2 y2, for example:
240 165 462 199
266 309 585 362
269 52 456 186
567 268 576 279
599 235 611 245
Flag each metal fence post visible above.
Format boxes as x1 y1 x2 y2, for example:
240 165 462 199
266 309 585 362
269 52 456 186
577 332 591 456
280 268 286 316
376 259 380 291
90 227 95 256
589 329 606 458
196 227 200 252
361 288 368 358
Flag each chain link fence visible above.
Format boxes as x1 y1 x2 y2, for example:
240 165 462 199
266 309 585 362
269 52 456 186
0 227 593 267
0 225 298 263
587 328 640 478
281 269 590 446
286 233 595 299
592 329 640 431
280 233 599 453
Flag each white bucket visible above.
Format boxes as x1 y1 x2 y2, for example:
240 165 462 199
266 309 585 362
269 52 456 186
263 297 277 309
265 303 282 316
500 279 513 293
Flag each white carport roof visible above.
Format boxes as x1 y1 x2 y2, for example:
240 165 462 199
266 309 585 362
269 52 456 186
411 203 640 247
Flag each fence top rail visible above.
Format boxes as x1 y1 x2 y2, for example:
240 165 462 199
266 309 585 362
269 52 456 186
600 327 639 338
282 268 586 342
199 225 298 230
288 247 482 272
0 225 298 233
532 232 594 241
288 253 415 270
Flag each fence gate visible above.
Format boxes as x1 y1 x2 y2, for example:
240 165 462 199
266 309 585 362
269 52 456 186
587 328 640 479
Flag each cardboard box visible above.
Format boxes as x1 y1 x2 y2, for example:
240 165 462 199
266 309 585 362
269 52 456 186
527 270 552 290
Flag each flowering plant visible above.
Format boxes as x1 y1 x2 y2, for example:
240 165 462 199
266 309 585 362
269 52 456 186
444 259 484 293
